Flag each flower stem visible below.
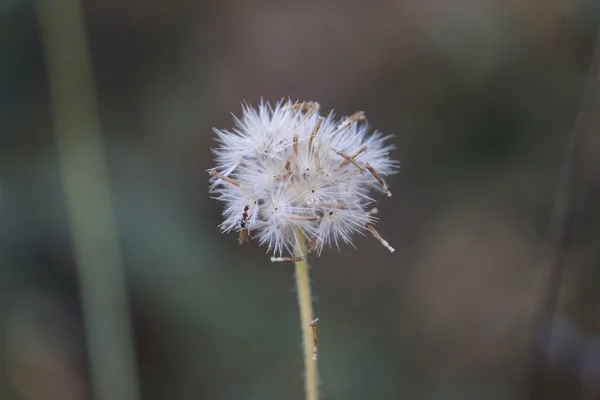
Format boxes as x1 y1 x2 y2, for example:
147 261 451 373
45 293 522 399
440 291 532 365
294 231 318 400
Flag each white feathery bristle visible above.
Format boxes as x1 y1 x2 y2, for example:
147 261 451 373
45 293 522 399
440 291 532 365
210 99 398 258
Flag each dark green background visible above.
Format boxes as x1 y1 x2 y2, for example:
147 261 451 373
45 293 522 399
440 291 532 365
1 1 600 399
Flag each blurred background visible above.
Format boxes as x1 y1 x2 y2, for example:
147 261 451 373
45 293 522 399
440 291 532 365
2 0 600 399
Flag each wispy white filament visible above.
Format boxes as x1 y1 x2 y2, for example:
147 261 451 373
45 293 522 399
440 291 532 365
209 100 398 258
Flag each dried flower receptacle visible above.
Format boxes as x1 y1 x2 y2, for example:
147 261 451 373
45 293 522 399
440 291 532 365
209 99 398 259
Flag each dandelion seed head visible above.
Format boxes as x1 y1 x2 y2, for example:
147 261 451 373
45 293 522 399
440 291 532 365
209 99 398 258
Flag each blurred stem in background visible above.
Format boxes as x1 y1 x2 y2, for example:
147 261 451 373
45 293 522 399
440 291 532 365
36 1 140 400
293 231 319 400
526 27 600 399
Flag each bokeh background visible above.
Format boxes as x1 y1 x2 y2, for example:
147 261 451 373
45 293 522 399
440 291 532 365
2 0 600 399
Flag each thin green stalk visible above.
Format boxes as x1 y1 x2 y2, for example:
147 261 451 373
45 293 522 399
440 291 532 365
294 231 318 400
36 1 140 400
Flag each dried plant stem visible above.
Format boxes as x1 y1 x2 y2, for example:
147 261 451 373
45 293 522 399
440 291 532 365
37 1 140 400
294 231 319 400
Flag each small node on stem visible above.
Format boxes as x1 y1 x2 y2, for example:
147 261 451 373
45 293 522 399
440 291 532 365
310 318 319 361
366 223 395 253
365 164 392 197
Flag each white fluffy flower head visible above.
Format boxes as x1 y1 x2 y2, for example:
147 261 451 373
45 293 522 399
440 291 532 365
209 100 398 261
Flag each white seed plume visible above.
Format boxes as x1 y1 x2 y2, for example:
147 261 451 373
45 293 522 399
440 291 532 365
209 99 398 260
